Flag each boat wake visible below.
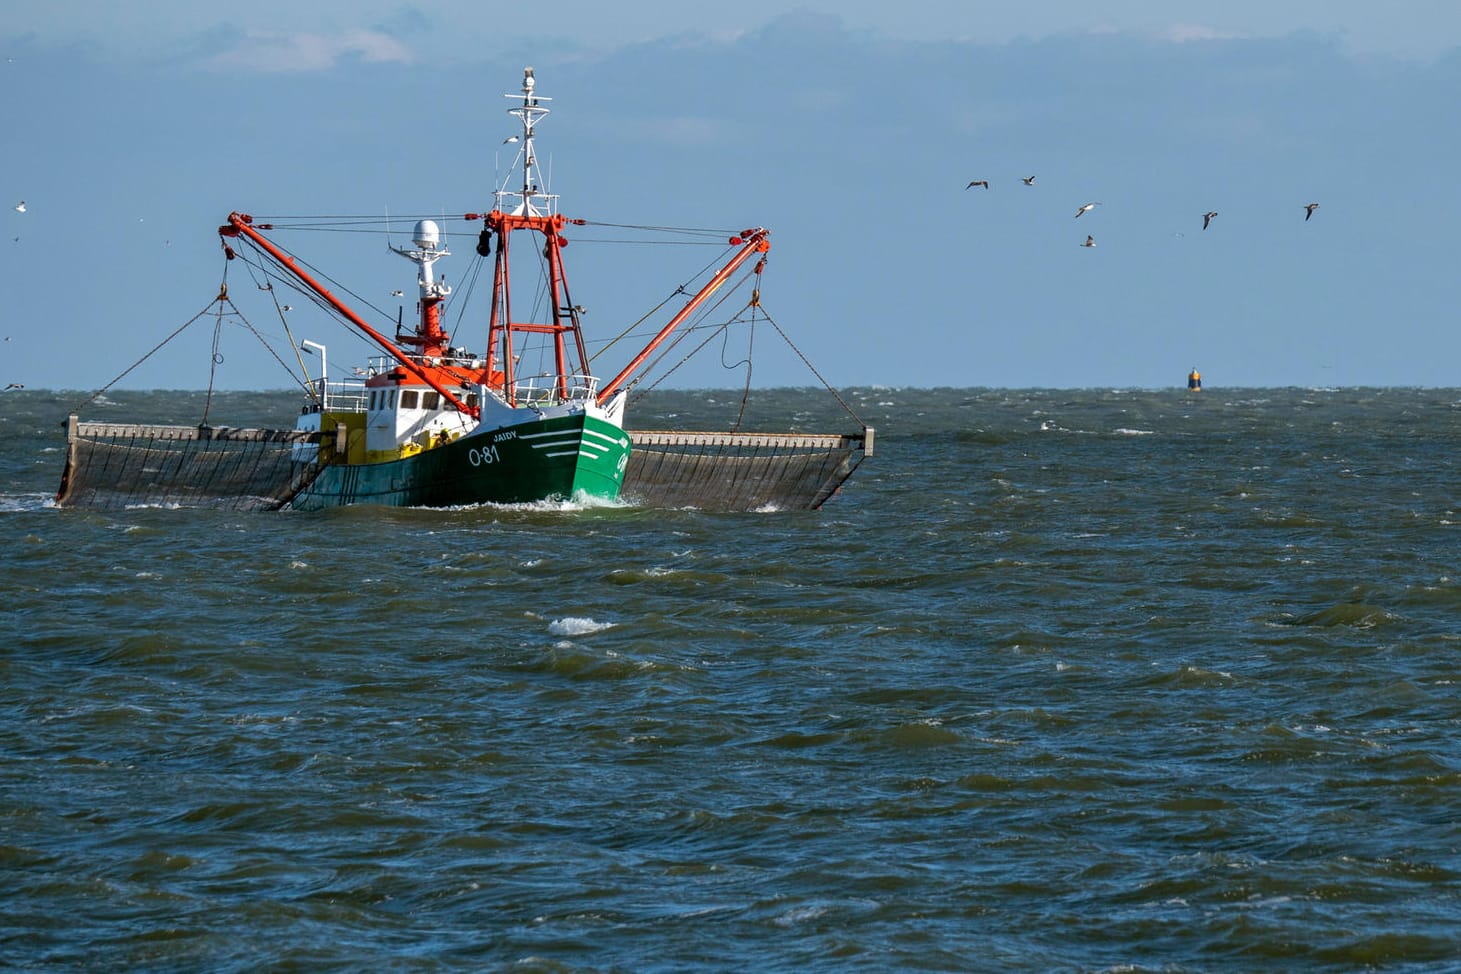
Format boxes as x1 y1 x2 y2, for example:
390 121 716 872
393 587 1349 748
428 489 632 514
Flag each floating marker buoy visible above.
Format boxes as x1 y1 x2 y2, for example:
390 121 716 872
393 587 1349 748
1187 368 1202 392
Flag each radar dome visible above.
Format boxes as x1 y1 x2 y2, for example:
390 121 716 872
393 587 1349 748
412 220 441 251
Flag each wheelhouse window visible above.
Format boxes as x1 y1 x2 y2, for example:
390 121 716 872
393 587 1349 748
400 390 419 409
422 391 440 410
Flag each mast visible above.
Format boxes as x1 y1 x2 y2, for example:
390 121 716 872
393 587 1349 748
480 67 592 405
500 65 553 220
476 67 775 409
389 220 452 357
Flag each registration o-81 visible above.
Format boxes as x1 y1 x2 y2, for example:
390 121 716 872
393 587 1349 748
468 444 502 467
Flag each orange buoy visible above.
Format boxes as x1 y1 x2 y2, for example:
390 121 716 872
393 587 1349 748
1187 368 1202 392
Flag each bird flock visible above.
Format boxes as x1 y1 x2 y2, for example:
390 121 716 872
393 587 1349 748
964 179 1319 248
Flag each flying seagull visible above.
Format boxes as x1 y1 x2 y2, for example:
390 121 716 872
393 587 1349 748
502 135 520 144
13 201 24 213
1304 202 1320 221
391 289 405 297
1022 176 1035 186
1202 211 1218 230
1081 235 1096 248
1075 202 1100 218
281 304 293 312
965 180 989 189
4 383 23 391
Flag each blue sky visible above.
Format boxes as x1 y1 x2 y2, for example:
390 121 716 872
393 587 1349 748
4 3 1461 390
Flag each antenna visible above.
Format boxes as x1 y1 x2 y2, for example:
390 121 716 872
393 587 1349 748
496 65 558 218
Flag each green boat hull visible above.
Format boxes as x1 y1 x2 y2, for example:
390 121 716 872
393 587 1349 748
288 413 630 510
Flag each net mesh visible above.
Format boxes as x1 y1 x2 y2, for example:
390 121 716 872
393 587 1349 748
55 418 869 512
623 431 867 511
56 418 326 512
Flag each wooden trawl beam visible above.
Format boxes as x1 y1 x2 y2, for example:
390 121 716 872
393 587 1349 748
74 420 318 444
629 430 867 451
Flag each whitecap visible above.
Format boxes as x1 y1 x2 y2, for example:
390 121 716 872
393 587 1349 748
0 492 55 512
774 904 831 927
549 616 615 636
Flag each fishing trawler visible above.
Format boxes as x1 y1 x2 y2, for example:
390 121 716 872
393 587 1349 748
57 68 869 513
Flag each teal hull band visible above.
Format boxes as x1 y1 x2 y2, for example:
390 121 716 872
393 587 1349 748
289 413 629 510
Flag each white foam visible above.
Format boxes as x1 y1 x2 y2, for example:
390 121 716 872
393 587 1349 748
0 492 55 512
548 616 615 636
436 489 629 514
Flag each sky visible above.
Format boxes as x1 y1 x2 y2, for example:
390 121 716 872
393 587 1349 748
4 3 1461 391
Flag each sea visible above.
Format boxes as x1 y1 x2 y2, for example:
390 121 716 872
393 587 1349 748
2 386 1459 972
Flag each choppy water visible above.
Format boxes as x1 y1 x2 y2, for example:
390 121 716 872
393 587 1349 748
3 387 1460 972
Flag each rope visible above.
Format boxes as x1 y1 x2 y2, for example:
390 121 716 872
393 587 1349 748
730 311 755 432
625 291 865 433
209 259 316 403
227 235 385 389
757 303 866 429
204 303 224 425
76 249 318 421
261 278 318 407
201 258 234 424
590 286 684 365
445 249 489 351
74 288 231 413
589 244 735 364
236 303 319 400
624 268 753 403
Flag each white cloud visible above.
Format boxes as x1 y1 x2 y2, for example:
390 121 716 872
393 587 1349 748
1156 24 1249 44
205 28 414 73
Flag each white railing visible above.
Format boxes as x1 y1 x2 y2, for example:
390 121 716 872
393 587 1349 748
511 373 599 407
301 377 369 415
